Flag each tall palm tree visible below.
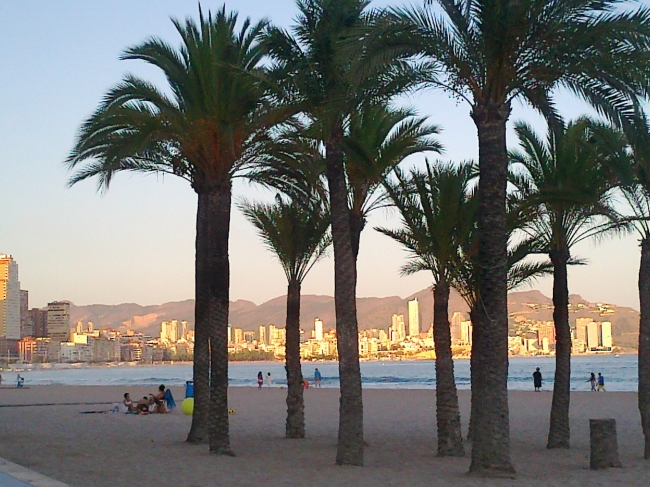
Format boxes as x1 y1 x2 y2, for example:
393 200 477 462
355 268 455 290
65 6 268 454
456 192 554 442
618 116 650 459
377 161 476 457
374 1 650 473
262 0 417 465
239 194 331 439
510 118 625 449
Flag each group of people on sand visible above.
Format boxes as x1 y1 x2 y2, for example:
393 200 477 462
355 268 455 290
120 385 171 414
256 368 323 389
532 368 606 392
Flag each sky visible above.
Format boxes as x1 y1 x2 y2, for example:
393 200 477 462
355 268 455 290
0 0 644 310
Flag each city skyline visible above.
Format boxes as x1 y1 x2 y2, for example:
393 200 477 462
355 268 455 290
0 0 644 311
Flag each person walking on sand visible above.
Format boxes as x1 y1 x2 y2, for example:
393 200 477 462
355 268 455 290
597 372 606 391
314 368 322 388
587 372 597 391
266 372 272 388
533 367 542 391
257 371 263 389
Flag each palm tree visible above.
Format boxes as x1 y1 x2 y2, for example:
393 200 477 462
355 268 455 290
618 116 650 459
510 118 625 449
345 103 442 258
374 1 650 473
65 6 268 454
457 192 554 442
377 161 476 457
262 0 418 465
239 193 331 438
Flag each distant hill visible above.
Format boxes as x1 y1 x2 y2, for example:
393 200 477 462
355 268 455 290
69 288 639 348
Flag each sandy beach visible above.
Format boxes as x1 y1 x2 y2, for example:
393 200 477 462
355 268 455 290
0 386 648 486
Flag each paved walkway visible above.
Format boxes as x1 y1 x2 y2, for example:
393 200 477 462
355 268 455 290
0 457 70 487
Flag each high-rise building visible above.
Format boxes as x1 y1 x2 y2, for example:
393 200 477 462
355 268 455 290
243 330 256 342
234 327 244 344
46 301 70 340
227 324 232 343
408 298 420 337
460 320 473 344
314 318 324 341
600 321 613 349
20 289 30 337
537 322 556 347
160 320 180 343
575 317 592 343
258 325 266 345
587 321 599 350
450 312 463 343
180 321 190 340
391 314 406 341
0 255 21 340
30 308 48 338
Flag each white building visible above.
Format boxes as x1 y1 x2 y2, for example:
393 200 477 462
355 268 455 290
450 312 463 343
587 321 600 351
408 298 420 337
160 320 179 343
314 318 324 341
391 314 406 341
0 255 21 340
601 321 613 349
258 324 266 345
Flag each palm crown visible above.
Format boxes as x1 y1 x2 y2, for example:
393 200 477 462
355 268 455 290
384 0 650 125
239 194 331 283
377 161 477 284
66 6 268 192
510 118 625 255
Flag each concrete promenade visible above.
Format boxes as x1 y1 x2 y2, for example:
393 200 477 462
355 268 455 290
0 457 70 487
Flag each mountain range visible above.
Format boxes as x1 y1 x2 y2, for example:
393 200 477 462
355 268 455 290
69 288 640 348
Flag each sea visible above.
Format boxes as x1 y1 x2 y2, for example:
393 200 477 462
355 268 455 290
0 355 638 391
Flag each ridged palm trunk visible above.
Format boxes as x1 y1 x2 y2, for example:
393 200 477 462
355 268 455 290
547 249 571 449
286 279 305 438
326 125 364 466
349 212 365 260
203 183 233 455
469 107 514 475
467 307 479 442
187 188 213 444
433 281 464 456
639 238 650 459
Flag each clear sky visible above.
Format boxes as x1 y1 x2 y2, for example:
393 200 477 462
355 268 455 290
0 0 643 310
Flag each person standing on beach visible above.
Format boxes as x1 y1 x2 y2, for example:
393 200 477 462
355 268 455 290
532 367 542 391
314 368 322 388
257 371 263 389
587 372 597 391
597 372 606 391
266 372 272 388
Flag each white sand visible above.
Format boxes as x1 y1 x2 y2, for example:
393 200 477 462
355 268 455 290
0 386 648 486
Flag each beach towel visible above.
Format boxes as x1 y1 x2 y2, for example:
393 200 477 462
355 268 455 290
163 389 176 410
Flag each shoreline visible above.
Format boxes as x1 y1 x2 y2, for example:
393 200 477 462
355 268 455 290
0 351 637 372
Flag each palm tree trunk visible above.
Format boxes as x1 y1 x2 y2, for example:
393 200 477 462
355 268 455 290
202 183 233 456
639 237 650 459
469 106 514 475
547 248 571 449
349 212 365 260
186 189 211 444
326 124 364 466
285 279 305 438
467 306 479 442
433 281 464 456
